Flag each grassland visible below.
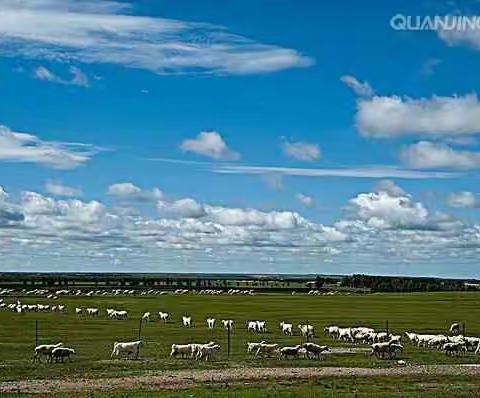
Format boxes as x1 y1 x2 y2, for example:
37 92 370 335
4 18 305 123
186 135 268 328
0 291 480 392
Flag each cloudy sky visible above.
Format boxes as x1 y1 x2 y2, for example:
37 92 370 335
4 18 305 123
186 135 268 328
1 0 480 277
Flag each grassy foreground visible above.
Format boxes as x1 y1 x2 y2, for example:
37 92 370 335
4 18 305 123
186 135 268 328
4 376 480 397
0 291 479 381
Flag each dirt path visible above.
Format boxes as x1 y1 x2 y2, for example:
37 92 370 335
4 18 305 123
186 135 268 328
2 365 480 393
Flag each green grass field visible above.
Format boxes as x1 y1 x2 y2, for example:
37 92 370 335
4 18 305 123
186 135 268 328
0 291 479 383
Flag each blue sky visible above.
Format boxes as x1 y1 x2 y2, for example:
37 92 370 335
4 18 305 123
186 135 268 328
0 0 479 277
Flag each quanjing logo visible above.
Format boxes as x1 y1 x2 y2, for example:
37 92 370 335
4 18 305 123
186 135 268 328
390 14 480 31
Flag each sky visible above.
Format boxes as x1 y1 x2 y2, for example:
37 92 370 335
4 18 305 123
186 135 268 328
0 0 480 277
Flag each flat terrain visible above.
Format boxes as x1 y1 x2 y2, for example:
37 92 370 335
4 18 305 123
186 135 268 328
0 291 480 393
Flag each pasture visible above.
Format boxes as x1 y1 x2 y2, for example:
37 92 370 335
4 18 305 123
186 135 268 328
1 291 480 383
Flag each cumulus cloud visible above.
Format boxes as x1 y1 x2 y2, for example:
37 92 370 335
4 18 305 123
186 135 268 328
348 190 429 230
0 183 477 276
158 198 206 218
340 75 374 97
33 65 89 87
0 124 97 169
0 0 313 75
180 131 239 160
438 23 480 51
374 180 406 197
296 193 314 206
282 141 321 162
356 94 480 138
400 141 480 170
447 191 477 208
45 181 82 197
107 182 163 201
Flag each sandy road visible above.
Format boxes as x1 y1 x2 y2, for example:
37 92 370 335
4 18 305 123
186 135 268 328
2 365 480 393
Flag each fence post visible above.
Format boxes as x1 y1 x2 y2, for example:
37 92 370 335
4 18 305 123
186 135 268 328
227 324 231 358
306 320 310 342
386 320 389 337
136 317 143 359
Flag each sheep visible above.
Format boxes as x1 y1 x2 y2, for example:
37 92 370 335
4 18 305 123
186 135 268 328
255 343 278 358
298 324 315 338
371 342 403 359
33 342 63 363
221 319 233 329
113 310 128 320
247 321 257 332
111 340 143 359
170 344 191 359
206 318 216 329
280 321 293 336
324 325 339 339
86 307 99 317
449 322 461 335
50 347 75 363
443 342 466 356
256 321 267 333
158 312 169 322
75 307 82 316
247 341 265 354
198 344 220 361
182 316 192 327
142 312 151 322
303 342 330 359
279 345 302 359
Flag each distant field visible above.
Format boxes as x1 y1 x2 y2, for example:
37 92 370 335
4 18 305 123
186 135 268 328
0 291 479 382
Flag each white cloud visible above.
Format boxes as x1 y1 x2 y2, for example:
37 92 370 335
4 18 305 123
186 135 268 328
296 193 314 206
400 141 480 170
45 181 82 197
282 141 321 162
0 0 313 75
0 124 97 169
180 131 239 160
348 190 429 230
213 164 456 179
107 182 163 201
33 65 89 87
438 23 480 51
374 180 406 197
340 75 374 97
158 198 206 218
356 94 480 138
447 191 477 208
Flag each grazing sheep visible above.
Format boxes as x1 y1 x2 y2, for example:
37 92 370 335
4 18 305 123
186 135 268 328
372 342 403 359
75 307 82 316
449 322 461 335
158 312 169 322
142 312 151 321
182 316 192 327
198 343 220 361
298 324 315 338
255 343 278 358
303 342 330 359
443 342 466 356
33 342 63 363
247 341 265 354
221 319 233 329
256 321 267 333
111 340 143 359
206 318 216 329
280 321 293 336
50 347 75 363
170 344 192 359
247 321 257 332
278 345 302 360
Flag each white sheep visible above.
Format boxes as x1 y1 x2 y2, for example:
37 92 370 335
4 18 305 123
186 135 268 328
158 312 169 322
206 318 216 329
142 312 151 321
33 342 63 363
280 321 293 336
221 319 233 329
111 340 143 359
182 316 192 327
